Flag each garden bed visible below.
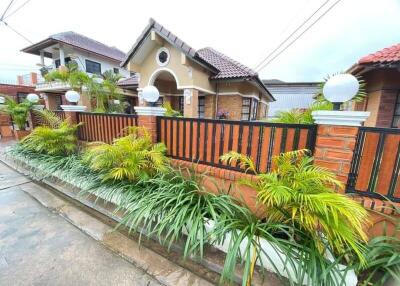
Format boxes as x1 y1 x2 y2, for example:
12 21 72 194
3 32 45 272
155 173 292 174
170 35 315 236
2 146 359 286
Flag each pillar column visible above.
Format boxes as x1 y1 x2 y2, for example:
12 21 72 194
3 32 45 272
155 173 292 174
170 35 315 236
134 106 166 143
312 110 370 192
183 89 198 118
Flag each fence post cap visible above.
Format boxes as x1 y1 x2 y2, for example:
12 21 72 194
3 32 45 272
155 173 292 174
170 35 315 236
60 105 87 112
134 106 166 116
311 110 370 126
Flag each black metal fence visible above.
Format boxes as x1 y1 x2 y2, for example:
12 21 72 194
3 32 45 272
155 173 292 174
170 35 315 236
157 117 317 173
347 126 400 202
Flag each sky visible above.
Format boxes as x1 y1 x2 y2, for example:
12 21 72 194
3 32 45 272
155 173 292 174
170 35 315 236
0 0 399 84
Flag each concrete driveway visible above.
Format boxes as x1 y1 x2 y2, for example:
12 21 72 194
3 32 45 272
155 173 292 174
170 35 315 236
0 161 162 286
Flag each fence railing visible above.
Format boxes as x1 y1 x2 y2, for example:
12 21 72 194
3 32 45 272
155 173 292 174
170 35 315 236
157 117 317 173
77 112 138 143
347 127 400 202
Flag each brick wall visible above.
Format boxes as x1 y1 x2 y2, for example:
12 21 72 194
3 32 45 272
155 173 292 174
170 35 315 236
137 115 157 143
376 89 397 127
0 84 35 99
313 125 358 187
204 94 215 118
217 94 242 120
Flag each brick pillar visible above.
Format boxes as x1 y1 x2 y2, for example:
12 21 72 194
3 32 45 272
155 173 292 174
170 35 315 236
137 115 157 143
64 111 78 125
0 113 13 137
314 125 358 191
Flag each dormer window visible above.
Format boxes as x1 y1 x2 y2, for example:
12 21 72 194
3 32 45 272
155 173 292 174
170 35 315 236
156 48 170 66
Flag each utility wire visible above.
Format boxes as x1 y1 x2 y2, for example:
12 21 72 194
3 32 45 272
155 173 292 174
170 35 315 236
254 0 331 71
1 20 33 43
3 0 32 20
0 0 15 21
256 0 343 72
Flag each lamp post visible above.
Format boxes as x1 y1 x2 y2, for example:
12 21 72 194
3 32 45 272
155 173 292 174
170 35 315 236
323 74 360 110
134 86 166 116
60 90 87 112
312 74 370 126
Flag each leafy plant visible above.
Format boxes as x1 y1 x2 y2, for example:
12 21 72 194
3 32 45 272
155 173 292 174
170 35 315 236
83 127 169 181
220 150 369 261
20 110 80 155
163 102 181 117
0 97 33 130
271 101 332 124
355 202 400 286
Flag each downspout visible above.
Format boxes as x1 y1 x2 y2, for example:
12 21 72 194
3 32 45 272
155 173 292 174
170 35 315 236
215 82 219 119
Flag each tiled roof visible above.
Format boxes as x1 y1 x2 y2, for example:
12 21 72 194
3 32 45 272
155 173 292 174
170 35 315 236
196 48 257 79
359 43 400 65
117 74 139 87
23 31 126 62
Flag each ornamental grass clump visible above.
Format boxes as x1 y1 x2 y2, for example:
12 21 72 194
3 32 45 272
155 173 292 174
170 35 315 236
220 149 369 262
83 127 169 182
20 110 80 155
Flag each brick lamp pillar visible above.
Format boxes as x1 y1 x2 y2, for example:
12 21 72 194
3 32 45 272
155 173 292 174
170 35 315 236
134 106 166 143
312 110 370 192
60 90 87 125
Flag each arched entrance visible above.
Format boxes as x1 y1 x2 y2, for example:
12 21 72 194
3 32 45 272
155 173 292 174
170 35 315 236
148 69 183 113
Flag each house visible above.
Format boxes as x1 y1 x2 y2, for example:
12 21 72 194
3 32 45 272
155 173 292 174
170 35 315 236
121 18 274 120
0 73 36 102
21 31 133 110
263 80 320 119
348 43 400 127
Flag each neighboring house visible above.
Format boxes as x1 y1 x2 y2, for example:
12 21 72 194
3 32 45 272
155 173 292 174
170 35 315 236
0 81 35 103
348 43 400 128
263 80 320 119
121 18 274 120
21 31 132 110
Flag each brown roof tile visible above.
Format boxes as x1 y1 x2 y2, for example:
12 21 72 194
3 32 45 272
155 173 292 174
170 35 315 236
359 43 400 65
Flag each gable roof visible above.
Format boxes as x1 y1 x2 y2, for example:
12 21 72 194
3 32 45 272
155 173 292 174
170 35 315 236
359 43 400 65
121 18 273 100
22 31 126 62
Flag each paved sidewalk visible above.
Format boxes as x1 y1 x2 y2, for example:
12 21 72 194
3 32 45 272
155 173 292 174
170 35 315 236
0 161 162 286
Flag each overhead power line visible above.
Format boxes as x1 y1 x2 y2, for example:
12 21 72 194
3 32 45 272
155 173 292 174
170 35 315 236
256 0 343 73
254 0 331 71
0 0 15 21
3 0 32 20
1 20 33 43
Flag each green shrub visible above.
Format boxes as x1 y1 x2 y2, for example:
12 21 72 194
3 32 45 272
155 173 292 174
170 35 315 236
0 97 33 130
220 150 369 261
83 127 169 181
20 110 80 155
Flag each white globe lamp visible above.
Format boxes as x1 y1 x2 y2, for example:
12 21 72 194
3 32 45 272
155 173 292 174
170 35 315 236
113 99 120 105
0 96 5 104
142 85 160 106
27 93 39 103
323 74 359 110
65 90 80 103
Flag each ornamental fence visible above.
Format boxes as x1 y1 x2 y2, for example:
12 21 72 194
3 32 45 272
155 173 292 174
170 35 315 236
156 117 317 173
347 127 400 202
76 112 138 143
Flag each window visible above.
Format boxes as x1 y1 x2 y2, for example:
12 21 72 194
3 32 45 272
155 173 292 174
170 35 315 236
156 47 170 66
55 57 71 68
178 96 184 114
113 68 119 74
55 95 62 110
16 92 27 103
198 96 205 118
251 99 259 120
241 98 251 120
392 91 400 127
85 59 101 75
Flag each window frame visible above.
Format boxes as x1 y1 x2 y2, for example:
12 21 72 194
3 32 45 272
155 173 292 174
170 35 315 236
392 91 400 128
198 96 205 118
178 96 184 114
241 98 252 121
113 67 119 74
85 59 102 75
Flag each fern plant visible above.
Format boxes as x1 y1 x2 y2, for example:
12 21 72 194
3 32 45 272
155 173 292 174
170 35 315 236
162 102 182 117
220 149 369 261
83 127 169 181
20 110 80 155
0 97 33 130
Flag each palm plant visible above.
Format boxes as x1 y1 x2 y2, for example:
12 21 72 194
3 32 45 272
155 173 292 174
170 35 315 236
20 110 81 155
355 203 400 286
271 100 332 124
0 97 33 130
83 127 169 181
163 102 181 117
220 150 369 262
